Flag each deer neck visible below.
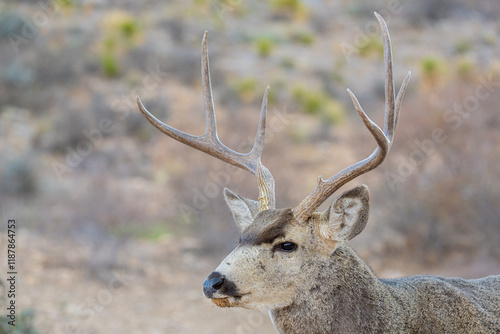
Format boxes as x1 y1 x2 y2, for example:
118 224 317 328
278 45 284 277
269 244 403 334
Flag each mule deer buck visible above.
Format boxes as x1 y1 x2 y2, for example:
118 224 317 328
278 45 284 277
138 13 500 334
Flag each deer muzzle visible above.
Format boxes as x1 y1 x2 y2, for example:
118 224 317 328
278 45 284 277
203 271 242 307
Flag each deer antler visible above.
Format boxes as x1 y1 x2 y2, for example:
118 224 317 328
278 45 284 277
293 12 411 222
137 31 276 211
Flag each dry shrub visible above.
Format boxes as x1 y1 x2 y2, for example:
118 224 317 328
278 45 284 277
377 77 500 264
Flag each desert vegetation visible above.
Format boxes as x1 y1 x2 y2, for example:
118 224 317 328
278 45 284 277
0 0 499 333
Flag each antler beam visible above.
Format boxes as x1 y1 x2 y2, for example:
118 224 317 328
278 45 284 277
293 12 411 222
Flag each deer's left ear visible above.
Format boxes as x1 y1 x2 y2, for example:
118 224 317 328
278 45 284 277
319 185 370 243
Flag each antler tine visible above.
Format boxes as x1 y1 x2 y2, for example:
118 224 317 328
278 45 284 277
201 31 218 139
137 96 204 150
293 12 411 222
394 72 412 129
137 31 276 210
376 12 412 141
376 12 395 141
250 85 270 160
346 89 389 154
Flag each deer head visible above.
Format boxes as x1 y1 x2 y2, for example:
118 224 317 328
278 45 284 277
137 13 410 311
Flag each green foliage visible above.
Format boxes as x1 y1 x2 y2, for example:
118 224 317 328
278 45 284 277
103 36 117 51
255 37 275 58
292 31 315 45
323 99 345 125
99 11 143 77
358 36 384 58
420 56 447 88
101 37 120 77
271 0 301 10
108 222 171 241
101 50 120 77
231 77 258 102
106 13 142 44
454 40 472 55
0 308 41 334
270 0 309 20
420 56 443 75
57 0 74 8
119 19 141 40
292 86 344 124
456 58 475 80
293 87 322 113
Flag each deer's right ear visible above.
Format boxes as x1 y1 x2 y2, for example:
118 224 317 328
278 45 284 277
224 188 260 234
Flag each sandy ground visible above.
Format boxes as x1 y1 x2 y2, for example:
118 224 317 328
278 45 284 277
0 230 276 334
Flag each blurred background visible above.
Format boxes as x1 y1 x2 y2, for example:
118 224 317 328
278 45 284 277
0 0 500 333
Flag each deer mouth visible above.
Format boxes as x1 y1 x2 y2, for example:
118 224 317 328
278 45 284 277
209 293 250 308
211 297 233 308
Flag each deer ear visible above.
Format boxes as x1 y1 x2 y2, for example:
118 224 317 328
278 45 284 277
319 185 370 243
224 188 260 234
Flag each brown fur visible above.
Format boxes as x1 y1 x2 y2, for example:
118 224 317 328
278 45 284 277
270 244 500 334
240 209 294 246
205 185 500 334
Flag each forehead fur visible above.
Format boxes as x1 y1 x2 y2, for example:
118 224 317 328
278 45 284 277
240 208 294 246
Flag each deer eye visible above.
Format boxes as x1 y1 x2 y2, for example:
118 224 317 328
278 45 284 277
275 242 297 252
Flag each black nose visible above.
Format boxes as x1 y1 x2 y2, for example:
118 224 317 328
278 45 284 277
203 272 225 298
